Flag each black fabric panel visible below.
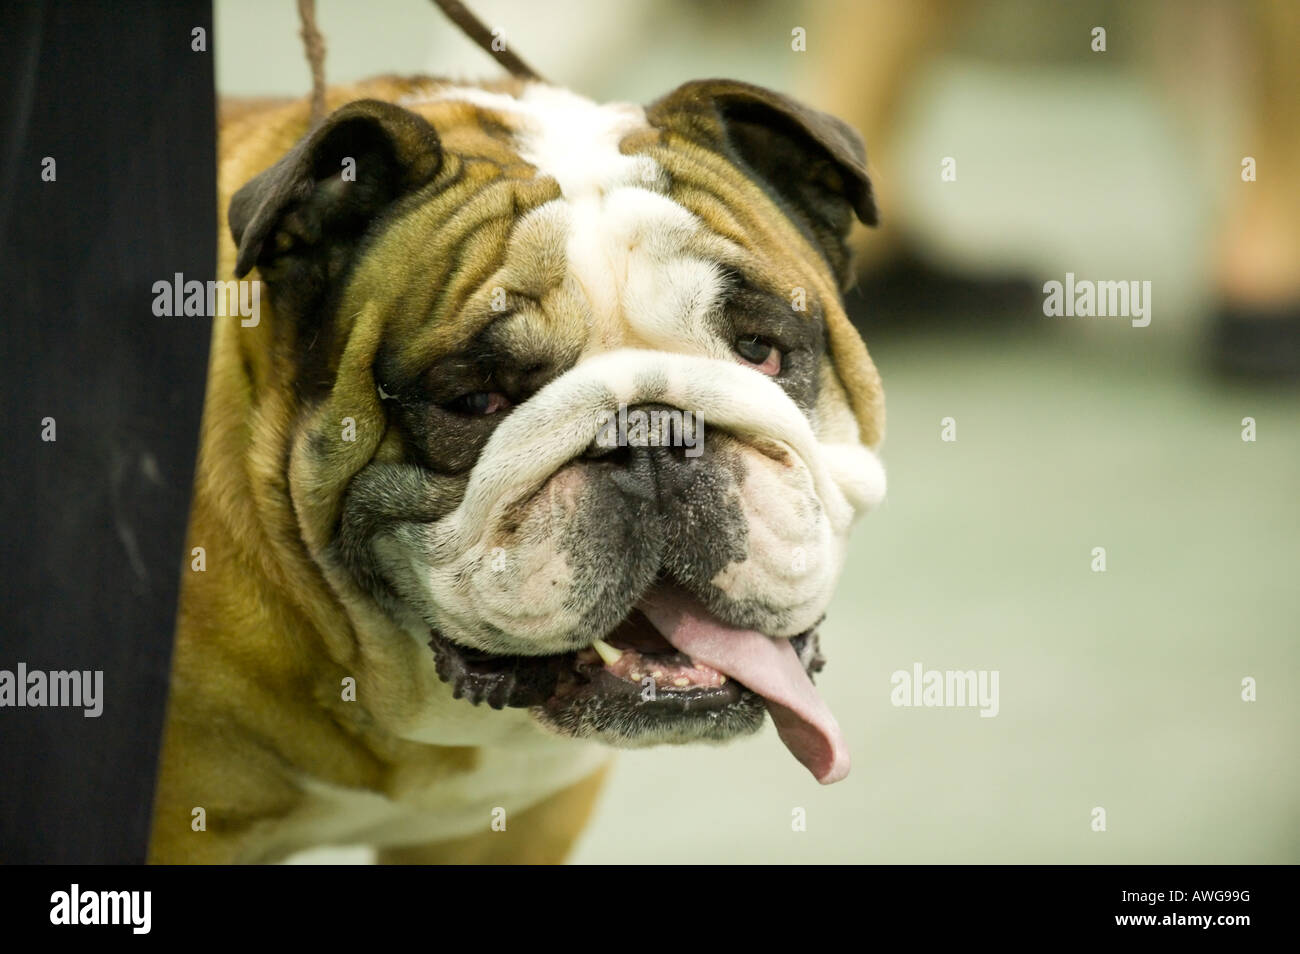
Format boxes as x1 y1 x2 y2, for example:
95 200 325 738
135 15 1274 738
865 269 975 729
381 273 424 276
0 0 215 863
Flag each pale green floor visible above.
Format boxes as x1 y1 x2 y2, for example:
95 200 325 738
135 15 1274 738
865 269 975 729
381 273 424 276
568 324 1300 864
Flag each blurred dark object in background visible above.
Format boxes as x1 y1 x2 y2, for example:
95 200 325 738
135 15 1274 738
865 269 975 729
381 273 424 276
1211 306 1300 382
845 252 1039 335
0 0 214 863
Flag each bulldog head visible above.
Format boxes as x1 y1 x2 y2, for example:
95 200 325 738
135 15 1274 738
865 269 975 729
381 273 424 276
227 78 885 783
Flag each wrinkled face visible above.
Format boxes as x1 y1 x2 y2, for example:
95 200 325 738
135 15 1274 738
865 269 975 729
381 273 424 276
232 81 885 782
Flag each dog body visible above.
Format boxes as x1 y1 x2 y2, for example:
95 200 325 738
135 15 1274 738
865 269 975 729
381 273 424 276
149 74 885 863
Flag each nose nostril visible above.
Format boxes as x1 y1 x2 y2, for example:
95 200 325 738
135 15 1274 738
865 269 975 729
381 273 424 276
582 403 706 469
583 440 634 467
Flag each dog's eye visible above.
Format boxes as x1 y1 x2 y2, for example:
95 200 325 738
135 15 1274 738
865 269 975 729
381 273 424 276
734 335 782 375
445 391 512 415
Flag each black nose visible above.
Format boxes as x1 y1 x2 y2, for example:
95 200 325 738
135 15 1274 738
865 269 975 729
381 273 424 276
583 403 708 502
583 403 704 459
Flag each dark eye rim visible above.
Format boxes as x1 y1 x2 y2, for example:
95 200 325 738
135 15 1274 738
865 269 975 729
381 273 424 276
442 390 512 416
734 333 780 365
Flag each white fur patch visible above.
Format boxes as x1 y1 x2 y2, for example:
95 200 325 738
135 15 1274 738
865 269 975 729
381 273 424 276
411 84 702 338
265 739 610 861
404 84 657 197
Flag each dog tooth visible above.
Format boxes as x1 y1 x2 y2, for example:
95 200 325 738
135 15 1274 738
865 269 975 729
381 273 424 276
591 638 623 666
651 670 664 679
719 676 727 685
673 677 690 687
630 670 643 680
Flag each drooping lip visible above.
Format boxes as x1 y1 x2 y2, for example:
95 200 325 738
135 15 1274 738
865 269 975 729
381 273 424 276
427 609 825 714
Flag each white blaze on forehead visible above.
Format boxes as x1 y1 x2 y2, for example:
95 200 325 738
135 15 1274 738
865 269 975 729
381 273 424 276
414 84 656 197
514 85 655 197
420 84 722 344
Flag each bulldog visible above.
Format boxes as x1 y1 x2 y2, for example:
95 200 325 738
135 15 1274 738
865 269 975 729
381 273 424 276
148 74 886 864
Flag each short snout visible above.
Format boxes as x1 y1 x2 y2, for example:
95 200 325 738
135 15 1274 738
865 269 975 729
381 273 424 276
372 348 885 659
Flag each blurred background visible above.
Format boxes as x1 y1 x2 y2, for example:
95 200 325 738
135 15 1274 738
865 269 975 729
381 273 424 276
214 0 1298 863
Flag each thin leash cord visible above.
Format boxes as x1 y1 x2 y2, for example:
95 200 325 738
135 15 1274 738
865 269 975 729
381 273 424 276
428 0 544 83
295 0 546 128
297 0 327 126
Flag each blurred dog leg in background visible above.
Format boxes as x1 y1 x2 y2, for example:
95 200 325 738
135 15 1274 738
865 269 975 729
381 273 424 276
1205 0 1300 378
805 0 1300 379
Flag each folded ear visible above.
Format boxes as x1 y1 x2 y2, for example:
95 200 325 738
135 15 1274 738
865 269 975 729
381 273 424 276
229 99 442 316
646 79 876 286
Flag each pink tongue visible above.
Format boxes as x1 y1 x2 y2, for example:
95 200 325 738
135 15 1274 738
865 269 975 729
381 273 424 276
638 588 850 784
